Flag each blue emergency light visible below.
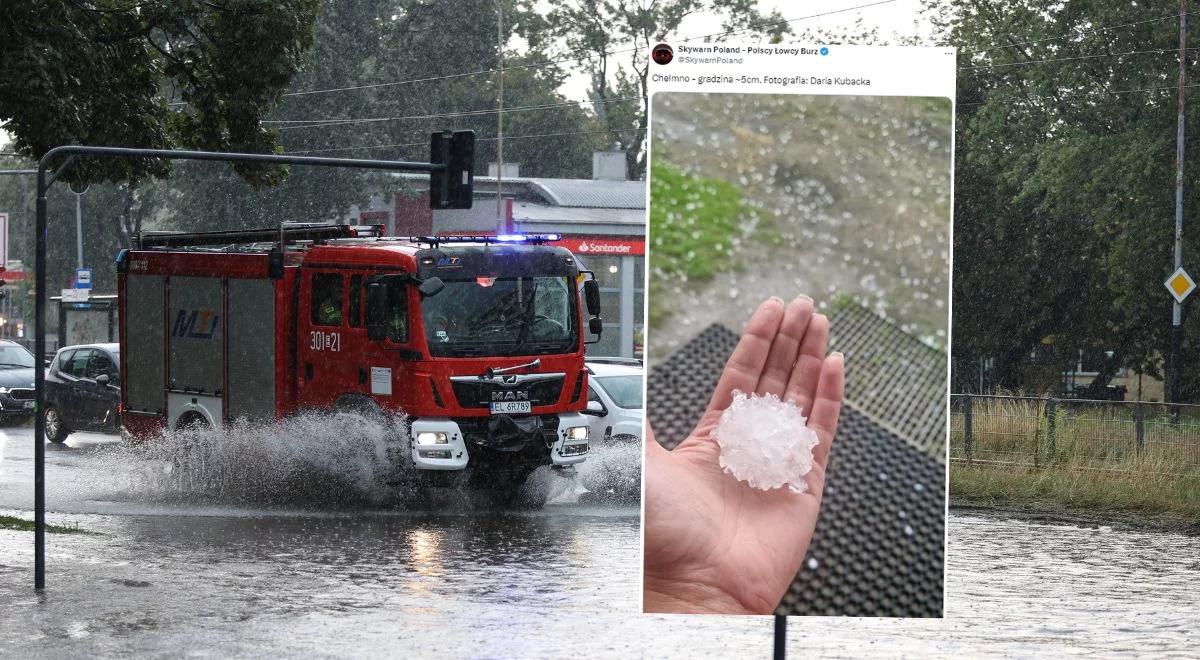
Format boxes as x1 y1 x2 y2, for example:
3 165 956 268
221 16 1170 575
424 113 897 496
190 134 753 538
495 233 561 242
415 234 563 246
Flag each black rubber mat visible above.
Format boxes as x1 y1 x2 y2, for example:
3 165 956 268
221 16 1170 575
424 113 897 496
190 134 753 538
647 324 945 617
829 302 948 460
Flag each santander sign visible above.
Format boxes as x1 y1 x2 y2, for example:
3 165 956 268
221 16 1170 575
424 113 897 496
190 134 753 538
553 236 645 256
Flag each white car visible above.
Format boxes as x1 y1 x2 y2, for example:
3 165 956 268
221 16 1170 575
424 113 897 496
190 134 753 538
582 360 644 445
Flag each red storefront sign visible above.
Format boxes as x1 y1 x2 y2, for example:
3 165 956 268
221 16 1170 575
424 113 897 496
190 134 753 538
423 232 645 256
550 236 645 256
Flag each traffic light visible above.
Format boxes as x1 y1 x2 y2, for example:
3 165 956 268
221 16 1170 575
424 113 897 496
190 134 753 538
429 130 474 210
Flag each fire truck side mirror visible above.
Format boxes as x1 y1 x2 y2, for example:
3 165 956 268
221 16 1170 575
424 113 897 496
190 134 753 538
418 276 445 298
583 280 601 317
267 248 284 279
588 317 604 336
365 282 387 341
429 130 474 210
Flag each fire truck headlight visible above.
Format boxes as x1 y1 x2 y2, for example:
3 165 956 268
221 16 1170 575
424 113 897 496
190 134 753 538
566 426 589 441
415 431 448 445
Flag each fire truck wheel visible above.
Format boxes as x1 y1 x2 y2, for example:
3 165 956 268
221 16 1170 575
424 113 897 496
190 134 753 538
44 405 70 444
334 395 387 421
517 473 553 509
333 395 410 481
176 411 210 431
467 467 550 510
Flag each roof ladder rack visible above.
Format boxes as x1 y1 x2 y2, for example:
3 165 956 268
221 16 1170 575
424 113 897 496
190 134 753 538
137 222 385 249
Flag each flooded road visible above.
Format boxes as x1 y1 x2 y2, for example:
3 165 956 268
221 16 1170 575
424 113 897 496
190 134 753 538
1 425 1197 656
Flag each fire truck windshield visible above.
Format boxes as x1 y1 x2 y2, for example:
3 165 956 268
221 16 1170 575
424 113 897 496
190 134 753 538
421 275 578 357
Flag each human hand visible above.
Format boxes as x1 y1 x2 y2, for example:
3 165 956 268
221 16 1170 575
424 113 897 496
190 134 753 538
643 296 845 614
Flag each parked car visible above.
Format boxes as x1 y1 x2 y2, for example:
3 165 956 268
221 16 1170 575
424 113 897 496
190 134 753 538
0 340 37 424
44 343 121 443
581 360 644 445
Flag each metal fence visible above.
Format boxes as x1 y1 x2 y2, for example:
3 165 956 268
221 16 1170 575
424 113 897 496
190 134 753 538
950 394 1200 471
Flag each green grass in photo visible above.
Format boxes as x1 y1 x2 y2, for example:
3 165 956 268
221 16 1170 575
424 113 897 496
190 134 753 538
647 161 772 326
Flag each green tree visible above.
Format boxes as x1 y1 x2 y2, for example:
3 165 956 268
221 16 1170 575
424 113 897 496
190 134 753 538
0 0 320 187
935 1 1200 398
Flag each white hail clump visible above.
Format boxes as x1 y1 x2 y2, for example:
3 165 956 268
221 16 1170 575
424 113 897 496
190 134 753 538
714 390 820 494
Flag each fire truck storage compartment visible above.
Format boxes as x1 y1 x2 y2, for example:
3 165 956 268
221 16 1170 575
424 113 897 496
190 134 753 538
125 271 278 428
167 276 224 428
225 278 276 422
125 274 165 415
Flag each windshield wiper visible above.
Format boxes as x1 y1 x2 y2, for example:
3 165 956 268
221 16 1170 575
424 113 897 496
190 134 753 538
509 288 543 355
481 358 541 379
465 290 522 332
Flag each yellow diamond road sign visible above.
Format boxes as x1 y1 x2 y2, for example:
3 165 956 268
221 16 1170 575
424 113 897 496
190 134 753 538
1165 267 1196 304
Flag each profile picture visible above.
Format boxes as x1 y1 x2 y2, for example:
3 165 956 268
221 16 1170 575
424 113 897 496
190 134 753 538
652 43 673 65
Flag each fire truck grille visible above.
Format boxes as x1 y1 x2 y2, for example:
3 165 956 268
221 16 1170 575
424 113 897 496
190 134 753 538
450 376 565 409
7 388 34 401
456 415 560 447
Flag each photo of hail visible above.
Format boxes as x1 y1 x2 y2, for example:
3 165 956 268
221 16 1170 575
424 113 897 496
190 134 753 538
715 391 820 494
644 91 951 618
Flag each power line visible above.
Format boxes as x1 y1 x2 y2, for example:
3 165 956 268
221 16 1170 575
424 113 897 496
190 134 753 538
960 46 1198 71
286 128 629 155
962 10 1200 55
269 96 640 131
958 81 1200 108
675 0 897 44
266 0 921 158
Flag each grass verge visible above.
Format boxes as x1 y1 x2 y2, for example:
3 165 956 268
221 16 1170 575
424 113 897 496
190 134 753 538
0 514 88 534
950 462 1200 523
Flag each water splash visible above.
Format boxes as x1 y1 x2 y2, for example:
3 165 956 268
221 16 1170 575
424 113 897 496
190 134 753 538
575 439 643 504
65 413 642 510
76 411 406 508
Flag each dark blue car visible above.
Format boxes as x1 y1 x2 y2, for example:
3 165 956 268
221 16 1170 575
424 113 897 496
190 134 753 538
44 343 121 443
0 340 37 424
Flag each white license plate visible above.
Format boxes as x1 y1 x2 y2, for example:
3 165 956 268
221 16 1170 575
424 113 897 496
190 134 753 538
22 401 34 410
489 401 531 414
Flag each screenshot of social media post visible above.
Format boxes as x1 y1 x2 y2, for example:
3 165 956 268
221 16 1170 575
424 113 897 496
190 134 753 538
641 45 955 617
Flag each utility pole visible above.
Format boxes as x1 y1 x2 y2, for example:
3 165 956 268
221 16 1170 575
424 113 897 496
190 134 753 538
72 187 86 269
496 1 505 231
1171 0 1188 406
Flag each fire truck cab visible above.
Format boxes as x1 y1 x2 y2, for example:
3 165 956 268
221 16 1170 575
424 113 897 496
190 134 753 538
117 224 604 498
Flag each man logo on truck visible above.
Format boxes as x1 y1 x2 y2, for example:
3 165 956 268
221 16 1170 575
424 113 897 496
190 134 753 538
491 391 530 402
171 309 219 339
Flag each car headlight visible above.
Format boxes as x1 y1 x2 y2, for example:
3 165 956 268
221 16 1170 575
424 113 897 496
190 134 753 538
560 442 589 457
567 426 589 441
415 431 448 445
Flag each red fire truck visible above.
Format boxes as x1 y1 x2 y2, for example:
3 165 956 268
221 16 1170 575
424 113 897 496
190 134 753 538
116 224 604 503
